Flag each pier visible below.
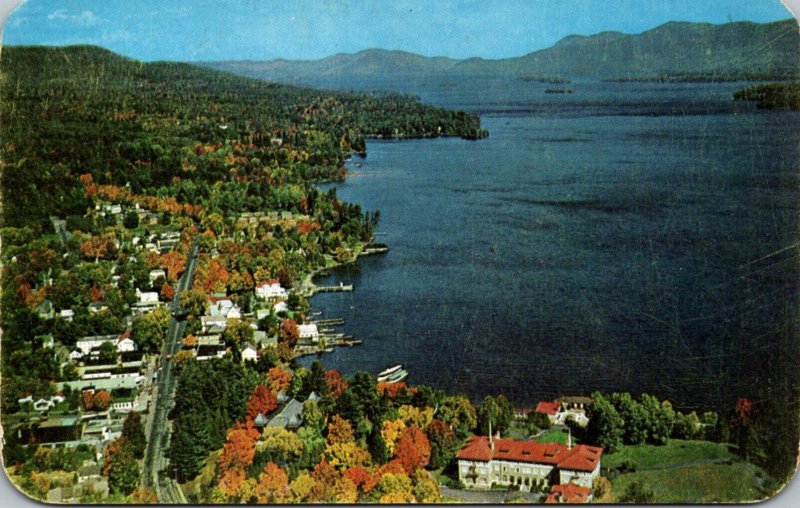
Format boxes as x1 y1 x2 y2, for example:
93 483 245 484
313 282 353 294
313 318 345 326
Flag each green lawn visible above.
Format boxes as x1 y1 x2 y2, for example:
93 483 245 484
611 462 766 503
604 440 767 503
604 439 735 470
532 428 570 445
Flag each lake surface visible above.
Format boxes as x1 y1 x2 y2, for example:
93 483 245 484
302 79 800 411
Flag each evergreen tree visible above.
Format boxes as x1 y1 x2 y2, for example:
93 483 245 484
121 411 146 459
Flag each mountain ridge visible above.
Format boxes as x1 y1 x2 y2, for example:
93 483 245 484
201 18 800 85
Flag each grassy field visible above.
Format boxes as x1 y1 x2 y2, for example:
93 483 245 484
604 439 735 469
532 428 570 445
605 440 767 503
611 462 766 503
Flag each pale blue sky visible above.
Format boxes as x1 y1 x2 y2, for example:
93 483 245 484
0 0 795 62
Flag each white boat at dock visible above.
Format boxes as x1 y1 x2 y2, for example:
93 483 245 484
377 364 402 381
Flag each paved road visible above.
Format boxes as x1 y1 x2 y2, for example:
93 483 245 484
141 242 198 504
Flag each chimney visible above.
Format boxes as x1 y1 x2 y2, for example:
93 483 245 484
488 420 494 450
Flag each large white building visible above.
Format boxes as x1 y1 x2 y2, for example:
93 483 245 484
456 436 602 491
255 279 288 300
298 323 320 343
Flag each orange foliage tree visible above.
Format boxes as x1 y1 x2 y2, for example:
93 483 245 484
254 462 290 503
325 369 348 398
93 390 112 410
268 366 293 394
393 425 431 474
377 381 407 400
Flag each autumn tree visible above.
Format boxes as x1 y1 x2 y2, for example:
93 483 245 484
426 419 458 469
325 369 348 398
393 425 431 474
254 462 290 503
102 437 140 495
93 390 112 411
279 318 300 348
268 366 293 394
160 250 187 281
245 384 278 422
257 426 304 465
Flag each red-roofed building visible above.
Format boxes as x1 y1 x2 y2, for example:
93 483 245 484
536 401 560 415
545 483 592 504
456 436 602 491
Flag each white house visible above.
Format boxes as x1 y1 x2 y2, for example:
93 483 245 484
255 280 288 300
136 289 160 305
76 335 119 356
116 329 137 353
273 301 289 314
210 299 241 320
456 436 602 491
241 344 258 362
148 269 166 283
59 309 75 322
298 324 320 343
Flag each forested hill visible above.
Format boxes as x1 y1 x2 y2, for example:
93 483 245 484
203 18 800 85
0 45 485 230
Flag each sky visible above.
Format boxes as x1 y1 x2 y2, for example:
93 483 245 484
0 0 796 62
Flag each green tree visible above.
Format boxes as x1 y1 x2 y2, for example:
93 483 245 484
640 393 674 445
611 392 649 444
179 289 209 318
132 307 171 354
121 411 146 459
476 395 513 436
97 341 118 365
586 392 624 452
105 439 140 495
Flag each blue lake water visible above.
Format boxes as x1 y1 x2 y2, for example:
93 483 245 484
302 79 800 411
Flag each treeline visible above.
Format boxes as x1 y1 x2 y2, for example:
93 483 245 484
0 45 486 231
581 391 800 489
733 82 800 110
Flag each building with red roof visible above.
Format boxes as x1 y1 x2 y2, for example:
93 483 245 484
455 435 602 491
545 483 592 504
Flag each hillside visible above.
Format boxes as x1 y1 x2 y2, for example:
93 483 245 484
203 18 800 86
0 45 485 229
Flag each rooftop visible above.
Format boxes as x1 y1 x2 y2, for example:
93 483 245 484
456 436 602 472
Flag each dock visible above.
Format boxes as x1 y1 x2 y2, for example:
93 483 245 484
313 318 345 326
313 282 353 294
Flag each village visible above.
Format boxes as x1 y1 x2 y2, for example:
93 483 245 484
4 198 378 502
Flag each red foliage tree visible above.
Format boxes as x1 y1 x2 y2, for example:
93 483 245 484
393 425 431 474
377 381 407 400
218 426 258 472
161 251 187 281
246 385 278 422
279 319 300 348
325 369 348 398
93 390 112 410
82 390 95 410
342 466 372 490
160 283 175 301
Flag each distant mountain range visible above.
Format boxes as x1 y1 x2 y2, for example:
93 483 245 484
201 18 799 86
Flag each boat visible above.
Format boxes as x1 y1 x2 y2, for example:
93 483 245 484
383 369 408 384
377 364 402 381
